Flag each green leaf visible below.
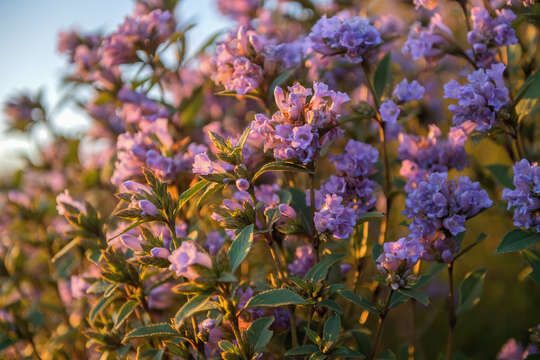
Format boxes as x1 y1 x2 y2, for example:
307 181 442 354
457 268 487 316
252 161 313 182
245 289 307 308
338 290 377 314
329 347 365 358
323 314 341 344
285 344 319 356
352 329 372 356
122 323 177 343
396 288 430 306
376 349 397 360
178 180 210 209
515 69 540 102
486 164 513 188
304 253 344 282
52 238 80 263
114 300 139 330
89 294 118 323
318 299 343 314
174 294 213 328
522 249 540 285
496 229 540 254
228 224 254 273
247 316 274 352
373 53 392 99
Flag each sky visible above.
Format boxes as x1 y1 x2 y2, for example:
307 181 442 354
0 0 231 171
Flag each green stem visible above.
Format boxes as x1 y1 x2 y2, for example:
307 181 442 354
368 290 394 360
289 306 299 348
309 173 321 263
446 262 457 360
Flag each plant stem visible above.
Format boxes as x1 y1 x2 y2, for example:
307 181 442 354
368 289 394 360
302 304 314 345
289 306 299 348
28 337 43 360
309 173 321 262
446 262 457 360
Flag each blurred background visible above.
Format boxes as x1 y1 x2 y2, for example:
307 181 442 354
0 1 538 359
0 0 231 172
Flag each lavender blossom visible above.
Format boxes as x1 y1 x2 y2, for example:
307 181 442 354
380 100 400 123
404 172 492 262
308 14 382 63
398 125 468 191
444 63 509 131
376 237 423 289
467 7 517 68
168 241 212 280
288 245 315 277
502 159 540 232
251 82 349 164
402 14 452 61
393 78 425 103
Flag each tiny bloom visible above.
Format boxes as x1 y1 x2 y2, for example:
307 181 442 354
236 178 250 191
380 100 400 123
139 200 160 217
151 247 171 258
278 204 297 219
168 241 212 280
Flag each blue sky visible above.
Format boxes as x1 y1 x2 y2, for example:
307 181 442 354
0 0 231 170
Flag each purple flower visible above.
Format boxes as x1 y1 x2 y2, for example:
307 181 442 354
497 339 524 360
380 100 400 123
308 14 382 63
151 247 170 258
404 172 492 262
444 63 509 132
314 194 357 239
279 204 296 219
502 159 540 232
205 231 226 256
217 0 261 26
467 7 517 68
393 78 425 103
236 178 250 191
376 237 423 289
168 241 212 280
288 245 315 277
211 27 266 94
398 125 468 192
139 200 159 217
402 14 452 61
251 82 349 165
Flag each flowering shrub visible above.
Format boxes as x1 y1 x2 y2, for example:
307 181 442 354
1 0 539 359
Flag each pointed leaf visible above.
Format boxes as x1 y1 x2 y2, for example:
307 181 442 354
228 224 254 272
114 300 139 330
338 290 377 314
304 253 344 282
245 289 307 308
174 294 213 328
178 180 210 209
122 323 177 343
396 288 430 306
457 268 487 316
285 344 319 356
323 314 341 344
373 53 392 99
247 316 274 352
252 161 313 182
496 230 540 254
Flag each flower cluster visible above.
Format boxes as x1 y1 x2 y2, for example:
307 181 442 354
308 14 382 63
402 14 452 61
444 63 509 131
312 140 378 239
101 9 175 67
376 237 423 289
251 82 349 164
211 26 266 94
379 78 425 123
404 172 492 262
398 125 468 191
502 159 540 232
112 119 206 184
467 7 517 68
